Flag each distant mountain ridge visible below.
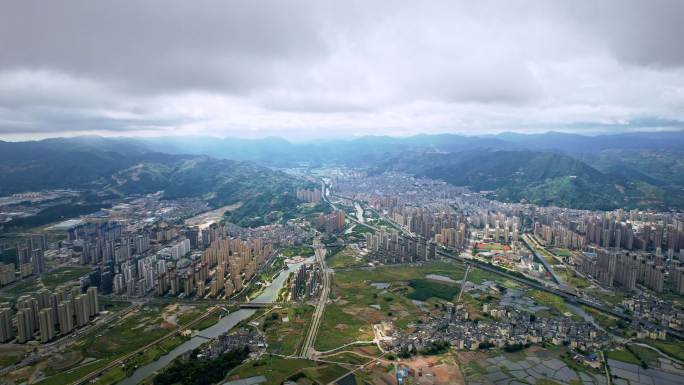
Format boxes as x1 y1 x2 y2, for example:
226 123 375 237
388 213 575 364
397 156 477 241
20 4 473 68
2 130 684 211
131 130 684 165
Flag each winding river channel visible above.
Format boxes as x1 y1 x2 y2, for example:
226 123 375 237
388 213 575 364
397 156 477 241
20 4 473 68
118 256 313 385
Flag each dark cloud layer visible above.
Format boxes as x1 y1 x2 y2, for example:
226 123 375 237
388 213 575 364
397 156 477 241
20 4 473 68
0 0 683 139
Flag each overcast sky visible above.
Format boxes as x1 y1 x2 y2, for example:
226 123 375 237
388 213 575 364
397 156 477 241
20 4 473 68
1 0 683 140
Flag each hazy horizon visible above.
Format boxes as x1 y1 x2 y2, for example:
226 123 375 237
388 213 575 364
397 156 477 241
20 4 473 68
4 128 684 144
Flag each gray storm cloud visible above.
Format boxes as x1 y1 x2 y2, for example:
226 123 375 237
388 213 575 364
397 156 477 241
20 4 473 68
0 0 683 139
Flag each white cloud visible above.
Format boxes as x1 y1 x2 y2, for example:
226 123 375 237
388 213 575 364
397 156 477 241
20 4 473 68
0 0 683 139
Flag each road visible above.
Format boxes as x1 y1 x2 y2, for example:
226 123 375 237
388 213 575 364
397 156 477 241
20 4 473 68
300 238 330 358
521 233 564 286
457 263 471 303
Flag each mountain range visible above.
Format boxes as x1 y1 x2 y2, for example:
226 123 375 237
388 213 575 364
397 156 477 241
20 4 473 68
0 138 307 227
1 130 683 212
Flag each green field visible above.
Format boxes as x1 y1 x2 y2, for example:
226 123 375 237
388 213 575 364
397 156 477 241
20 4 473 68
0 277 38 299
37 358 113 385
316 263 469 351
0 353 23 368
408 279 460 301
642 339 684 362
607 348 641 366
587 289 626 307
581 306 619 330
228 356 345 385
528 289 574 317
557 268 592 289
41 266 92 290
315 304 372 352
334 261 466 284
299 364 349 384
322 351 373 366
607 344 662 369
261 305 314 355
552 248 573 258
282 245 315 257
327 246 367 269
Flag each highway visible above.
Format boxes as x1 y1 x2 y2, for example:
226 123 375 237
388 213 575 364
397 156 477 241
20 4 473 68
457 263 471 303
300 238 330 358
521 233 564 286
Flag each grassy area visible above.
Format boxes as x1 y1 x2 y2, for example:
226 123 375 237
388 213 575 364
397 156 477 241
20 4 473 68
41 266 91 290
228 356 322 384
552 248 573 258
0 354 23 368
464 361 488 376
282 245 315 258
607 348 641 366
327 246 367 269
175 305 212 326
261 305 314 355
630 345 662 366
557 268 592 289
538 251 556 264
191 311 224 330
322 352 372 365
94 334 189 385
334 261 466 284
465 267 511 284
351 225 374 236
99 298 132 313
369 219 397 229
528 289 573 317
315 304 372 352
0 276 38 299
607 344 660 369
331 268 427 329
588 289 626 307
0 247 18 265
77 306 171 358
581 305 619 330
37 359 112 385
317 264 469 352
300 363 348 384
642 338 684 362
407 279 460 301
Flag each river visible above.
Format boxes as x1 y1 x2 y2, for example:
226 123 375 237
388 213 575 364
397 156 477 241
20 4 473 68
118 256 313 385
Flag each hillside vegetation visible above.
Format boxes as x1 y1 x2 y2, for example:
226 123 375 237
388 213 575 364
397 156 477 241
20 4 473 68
377 150 683 210
0 140 306 226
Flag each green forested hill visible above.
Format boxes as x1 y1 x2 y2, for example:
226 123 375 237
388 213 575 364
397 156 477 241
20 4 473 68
112 155 303 225
0 140 305 226
377 150 683 210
